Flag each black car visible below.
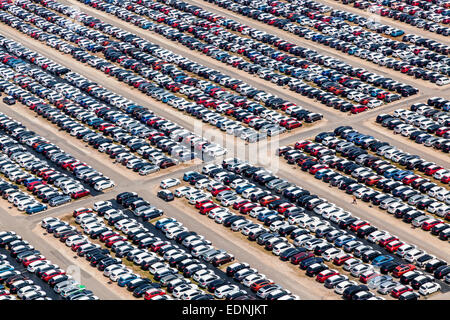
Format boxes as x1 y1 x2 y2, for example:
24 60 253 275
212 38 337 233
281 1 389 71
157 190 174 202
342 285 369 300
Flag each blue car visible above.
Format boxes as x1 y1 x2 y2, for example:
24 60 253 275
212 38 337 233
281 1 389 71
392 171 413 181
155 218 176 230
384 169 401 179
315 169 332 180
391 30 404 37
26 203 47 214
235 184 255 194
346 132 361 142
257 211 277 222
117 274 139 287
334 235 355 247
183 171 199 182
0 265 14 273
372 255 394 267
354 135 372 145
23 178 41 187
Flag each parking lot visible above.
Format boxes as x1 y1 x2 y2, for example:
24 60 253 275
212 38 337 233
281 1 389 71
0 0 448 301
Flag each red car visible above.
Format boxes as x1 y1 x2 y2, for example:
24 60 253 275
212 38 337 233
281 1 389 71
277 203 294 214
239 203 258 214
99 232 119 242
199 203 219 215
379 236 399 247
195 199 213 209
250 279 274 292
150 242 170 252
309 164 328 174
435 127 449 137
316 270 339 283
232 199 250 210
73 208 93 217
41 170 56 180
105 236 127 248
26 181 44 191
294 140 311 149
365 176 382 186
71 241 88 252
385 241 404 253
391 285 412 298
260 195 281 206
211 186 231 197
290 251 314 265
99 123 114 132
144 289 166 300
285 120 302 130
42 270 65 282
22 255 46 267
61 160 76 169
333 254 352 266
424 166 443 176
351 105 368 114
71 189 91 199
359 271 379 284
37 169 53 177
281 102 296 111
68 161 84 171
310 147 324 156
350 220 369 232
392 264 416 278
402 175 419 185
285 121 302 130
422 220 442 231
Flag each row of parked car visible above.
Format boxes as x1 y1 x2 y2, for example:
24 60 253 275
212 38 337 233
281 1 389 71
376 102 450 153
119 0 397 109
45 197 270 300
279 129 450 240
314 126 450 189
14 2 288 140
0 110 114 212
220 158 450 294
0 230 96 300
0 11 231 163
6 0 312 142
0 36 227 171
168 161 449 299
118 191 299 299
336 0 450 34
84 0 421 114
43 210 182 300
196 0 449 85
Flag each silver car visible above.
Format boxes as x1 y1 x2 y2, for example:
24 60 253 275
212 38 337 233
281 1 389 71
377 281 398 295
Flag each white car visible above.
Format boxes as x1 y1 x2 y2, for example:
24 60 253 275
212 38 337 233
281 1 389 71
351 264 373 277
93 201 112 211
172 284 198 299
419 282 441 296
322 248 342 261
214 284 240 299
94 180 115 191
272 242 293 256
160 178 180 189
242 273 266 287
334 280 357 295
174 186 192 197
192 269 214 282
